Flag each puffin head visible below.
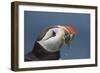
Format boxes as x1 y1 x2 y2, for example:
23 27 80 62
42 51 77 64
58 25 77 48
36 25 77 52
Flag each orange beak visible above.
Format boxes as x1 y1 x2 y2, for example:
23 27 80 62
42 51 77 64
63 25 77 48
63 25 77 34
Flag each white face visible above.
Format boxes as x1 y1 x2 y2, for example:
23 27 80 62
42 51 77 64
38 27 65 52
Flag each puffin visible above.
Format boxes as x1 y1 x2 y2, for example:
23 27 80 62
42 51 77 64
25 25 77 61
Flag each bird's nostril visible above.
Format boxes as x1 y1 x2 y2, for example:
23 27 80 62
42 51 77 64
52 31 56 37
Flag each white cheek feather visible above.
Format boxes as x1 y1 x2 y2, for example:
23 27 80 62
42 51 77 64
38 28 65 52
41 29 53 41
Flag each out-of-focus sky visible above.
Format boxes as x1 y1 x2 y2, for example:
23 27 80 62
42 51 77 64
24 11 90 60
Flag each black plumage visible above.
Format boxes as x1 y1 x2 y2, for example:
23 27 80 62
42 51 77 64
25 42 60 61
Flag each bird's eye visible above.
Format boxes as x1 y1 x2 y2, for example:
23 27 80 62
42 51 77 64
52 31 56 37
